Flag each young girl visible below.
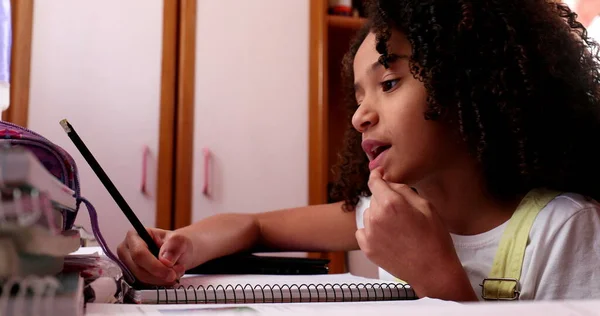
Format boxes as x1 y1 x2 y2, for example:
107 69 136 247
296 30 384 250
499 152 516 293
117 0 600 301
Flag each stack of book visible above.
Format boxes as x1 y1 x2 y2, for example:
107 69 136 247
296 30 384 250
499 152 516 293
0 146 85 316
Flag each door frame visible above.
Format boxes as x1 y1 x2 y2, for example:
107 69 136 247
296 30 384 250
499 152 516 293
307 0 347 274
156 0 196 230
1 0 33 126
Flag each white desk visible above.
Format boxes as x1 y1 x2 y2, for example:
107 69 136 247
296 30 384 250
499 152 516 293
85 299 600 316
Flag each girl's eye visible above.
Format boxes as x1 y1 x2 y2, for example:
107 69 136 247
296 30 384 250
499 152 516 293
381 79 400 92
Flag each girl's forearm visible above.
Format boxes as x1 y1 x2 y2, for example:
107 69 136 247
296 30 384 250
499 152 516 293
176 213 262 269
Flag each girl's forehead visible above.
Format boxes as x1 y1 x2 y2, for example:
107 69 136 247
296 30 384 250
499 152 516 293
353 30 411 72
356 33 378 60
353 33 380 79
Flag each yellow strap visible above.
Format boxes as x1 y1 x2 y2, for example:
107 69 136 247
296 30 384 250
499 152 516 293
482 188 560 300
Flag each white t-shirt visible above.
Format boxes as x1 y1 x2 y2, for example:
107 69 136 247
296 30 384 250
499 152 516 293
354 192 600 300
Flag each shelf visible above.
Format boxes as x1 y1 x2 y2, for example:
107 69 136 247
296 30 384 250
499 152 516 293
327 15 366 30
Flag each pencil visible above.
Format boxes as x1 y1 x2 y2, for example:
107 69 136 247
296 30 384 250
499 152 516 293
59 119 161 259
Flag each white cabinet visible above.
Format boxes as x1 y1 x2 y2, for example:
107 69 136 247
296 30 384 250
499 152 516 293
27 0 164 249
25 0 311 251
191 1 309 221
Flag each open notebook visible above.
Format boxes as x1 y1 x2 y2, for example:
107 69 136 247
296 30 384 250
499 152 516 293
126 273 417 304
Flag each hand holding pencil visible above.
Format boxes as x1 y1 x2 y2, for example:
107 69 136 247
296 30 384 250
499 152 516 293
117 227 193 286
60 119 183 285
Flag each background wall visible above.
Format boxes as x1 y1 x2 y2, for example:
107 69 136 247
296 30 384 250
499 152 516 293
192 0 309 221
27 0 164 249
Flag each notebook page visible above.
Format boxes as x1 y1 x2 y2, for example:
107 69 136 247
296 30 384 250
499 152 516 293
178 273 400 287
131 273 415 304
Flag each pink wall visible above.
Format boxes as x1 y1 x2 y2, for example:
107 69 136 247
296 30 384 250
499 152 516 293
192 0 309 221
27 0 164 249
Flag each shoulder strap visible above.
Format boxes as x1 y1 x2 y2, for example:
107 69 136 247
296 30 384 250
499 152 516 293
481 188 561 300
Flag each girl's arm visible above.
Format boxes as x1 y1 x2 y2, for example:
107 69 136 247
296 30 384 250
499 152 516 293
118 202 359 285
178 202 360 269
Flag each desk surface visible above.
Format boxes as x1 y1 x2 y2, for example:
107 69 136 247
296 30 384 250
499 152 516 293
77 246 600 315
85 298 600 316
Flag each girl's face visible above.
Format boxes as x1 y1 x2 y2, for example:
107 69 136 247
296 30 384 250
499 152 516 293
352 31 464 185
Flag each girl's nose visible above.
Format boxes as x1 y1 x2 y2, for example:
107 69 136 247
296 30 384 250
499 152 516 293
351 102 379 133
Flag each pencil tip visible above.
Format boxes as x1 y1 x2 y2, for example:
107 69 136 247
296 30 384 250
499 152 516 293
59 119 71 133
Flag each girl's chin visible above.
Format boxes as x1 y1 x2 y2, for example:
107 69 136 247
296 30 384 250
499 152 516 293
381 169 397 182
381 169 412 185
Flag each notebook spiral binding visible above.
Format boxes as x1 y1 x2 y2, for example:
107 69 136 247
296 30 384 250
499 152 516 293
0 275 61 316
154 282 416 304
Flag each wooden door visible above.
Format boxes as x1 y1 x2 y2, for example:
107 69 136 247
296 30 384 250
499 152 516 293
1 0 33 126
308 0 367 273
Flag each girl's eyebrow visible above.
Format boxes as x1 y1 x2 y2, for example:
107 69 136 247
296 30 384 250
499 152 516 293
371 53 408 72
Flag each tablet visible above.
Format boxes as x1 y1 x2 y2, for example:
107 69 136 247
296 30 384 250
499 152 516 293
185 253 330 275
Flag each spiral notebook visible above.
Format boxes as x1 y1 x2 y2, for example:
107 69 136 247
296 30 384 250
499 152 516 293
126 273 417 304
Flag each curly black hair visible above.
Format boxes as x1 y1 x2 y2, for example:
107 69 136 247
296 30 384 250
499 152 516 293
330 0 600 212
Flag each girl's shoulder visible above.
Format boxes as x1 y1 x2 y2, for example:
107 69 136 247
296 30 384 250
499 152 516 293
541 192 600 218
524 192 600 299
531 192 600 239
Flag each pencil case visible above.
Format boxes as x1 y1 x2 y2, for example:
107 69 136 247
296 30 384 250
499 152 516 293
0 120 135 282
